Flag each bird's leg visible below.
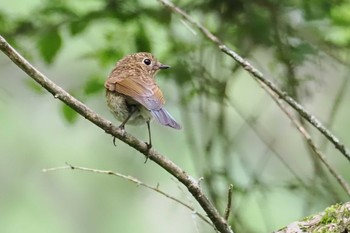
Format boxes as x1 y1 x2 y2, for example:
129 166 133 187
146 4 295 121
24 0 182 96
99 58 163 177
146 120 152 148
144 120 152 163
113 107 137 146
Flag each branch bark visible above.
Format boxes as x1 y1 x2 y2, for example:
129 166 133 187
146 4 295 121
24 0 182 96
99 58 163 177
0 35 233 233
158 0 350 163
43 163 216 230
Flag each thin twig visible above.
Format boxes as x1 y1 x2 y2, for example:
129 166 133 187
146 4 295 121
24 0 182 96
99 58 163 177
170 177 220 233
0 35 232 233
158 0 350 162
258 81 350 196
43 163 214 228
224 184 233 221
321 75 350 151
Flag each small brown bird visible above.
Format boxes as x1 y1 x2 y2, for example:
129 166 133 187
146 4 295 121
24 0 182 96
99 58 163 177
105 52 181 149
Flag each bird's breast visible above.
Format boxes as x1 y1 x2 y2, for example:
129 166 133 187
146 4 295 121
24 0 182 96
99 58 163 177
106 90 151 125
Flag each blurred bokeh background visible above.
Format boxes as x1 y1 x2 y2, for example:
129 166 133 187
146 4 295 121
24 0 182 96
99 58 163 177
1 0 350 232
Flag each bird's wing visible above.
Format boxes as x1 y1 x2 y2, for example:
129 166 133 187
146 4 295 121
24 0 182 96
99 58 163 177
105 74 165 111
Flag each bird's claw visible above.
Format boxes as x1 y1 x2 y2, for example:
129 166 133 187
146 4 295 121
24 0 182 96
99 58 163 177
118 125 126 135
144 142 152 163
112 125 126 146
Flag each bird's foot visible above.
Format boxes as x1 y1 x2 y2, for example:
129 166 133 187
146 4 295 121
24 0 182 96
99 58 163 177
118 124 126 134
112 125 126 146
144 142 152 163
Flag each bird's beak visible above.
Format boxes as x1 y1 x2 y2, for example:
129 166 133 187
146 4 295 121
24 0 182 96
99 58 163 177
158 64 171 69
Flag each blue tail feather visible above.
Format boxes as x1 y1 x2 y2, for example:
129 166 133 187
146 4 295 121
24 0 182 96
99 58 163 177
151 108 181 129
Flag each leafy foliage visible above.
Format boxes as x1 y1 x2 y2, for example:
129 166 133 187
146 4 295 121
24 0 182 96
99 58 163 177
38 29 62 64
84 75 105 95
61 103 78 124
2 0 350 232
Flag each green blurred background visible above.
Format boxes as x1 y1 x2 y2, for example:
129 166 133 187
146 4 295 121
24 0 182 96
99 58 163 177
1 0 350 232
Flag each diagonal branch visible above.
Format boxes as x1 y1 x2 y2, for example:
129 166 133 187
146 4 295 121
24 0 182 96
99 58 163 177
259 80 350 196
158 0 350 162
0 35 233 233
43 163 216 229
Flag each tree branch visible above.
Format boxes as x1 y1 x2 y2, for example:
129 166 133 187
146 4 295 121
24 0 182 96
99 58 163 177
158 0 350 162
224 184 233 221
43 163 216 230
259 80 350 196
0 35 232 233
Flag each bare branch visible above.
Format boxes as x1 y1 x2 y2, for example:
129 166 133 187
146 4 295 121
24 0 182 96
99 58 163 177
224 184 233 221
259 81 350 196
158 0 350 162
43 163 215 229
0 35 232 233
321 75 350 151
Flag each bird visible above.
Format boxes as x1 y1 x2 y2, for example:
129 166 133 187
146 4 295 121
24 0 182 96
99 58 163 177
105 52 181 151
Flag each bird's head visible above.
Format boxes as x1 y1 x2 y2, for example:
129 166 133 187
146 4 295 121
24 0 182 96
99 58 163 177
117 52 170 77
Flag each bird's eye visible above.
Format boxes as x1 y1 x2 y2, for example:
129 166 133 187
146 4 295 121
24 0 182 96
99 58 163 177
143 59 151 65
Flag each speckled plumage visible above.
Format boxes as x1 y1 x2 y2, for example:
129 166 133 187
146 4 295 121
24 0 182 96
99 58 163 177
105 52 181 131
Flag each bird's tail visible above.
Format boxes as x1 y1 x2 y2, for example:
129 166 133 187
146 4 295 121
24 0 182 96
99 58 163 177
151 108 181 129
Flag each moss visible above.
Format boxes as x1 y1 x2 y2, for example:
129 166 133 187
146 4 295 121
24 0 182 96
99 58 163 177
302 214 314 221
320 204 342 225
275 203 350 233
313 203 350 233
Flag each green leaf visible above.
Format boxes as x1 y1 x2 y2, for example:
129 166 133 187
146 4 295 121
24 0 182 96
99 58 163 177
331 3 350 25
69 20 88 36
38 29 62 64
61 104 78 124
135 24 151 52
84 75 105 95
24 79 45 94
290 42 316 65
